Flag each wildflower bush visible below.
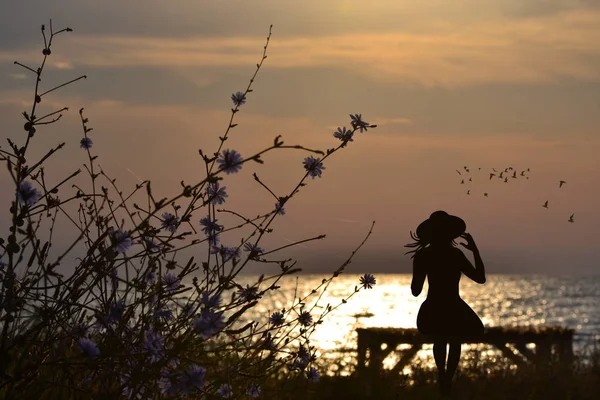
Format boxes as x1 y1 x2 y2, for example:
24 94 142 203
0 22 378 399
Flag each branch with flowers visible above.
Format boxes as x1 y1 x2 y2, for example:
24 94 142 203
0 21 378 399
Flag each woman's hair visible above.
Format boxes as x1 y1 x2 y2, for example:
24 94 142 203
404 230 458 259
404 230 428 259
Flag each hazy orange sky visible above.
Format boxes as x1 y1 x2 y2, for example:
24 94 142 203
1 1 599 274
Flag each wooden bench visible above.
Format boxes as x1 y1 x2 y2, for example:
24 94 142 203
356 326 574 376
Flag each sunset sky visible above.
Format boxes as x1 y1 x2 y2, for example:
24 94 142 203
1 1 599 275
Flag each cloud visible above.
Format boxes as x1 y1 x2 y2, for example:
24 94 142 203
372 117 413 126
2 9 599 87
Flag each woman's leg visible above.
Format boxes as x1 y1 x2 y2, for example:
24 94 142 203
433 341 447 391
445 341 462 394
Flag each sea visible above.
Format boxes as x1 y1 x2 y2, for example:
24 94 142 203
229 273 600 374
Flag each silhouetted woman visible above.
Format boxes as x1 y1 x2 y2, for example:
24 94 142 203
405 211 486 396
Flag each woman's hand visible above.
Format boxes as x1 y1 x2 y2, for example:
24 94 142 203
459 232 478 252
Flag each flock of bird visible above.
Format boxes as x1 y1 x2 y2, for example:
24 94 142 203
456 166 575 223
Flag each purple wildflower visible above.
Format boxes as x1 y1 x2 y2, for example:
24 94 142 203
107 300 125 324
193 309 226 339
80 137 93 149
303 156 325 179
237 284 259 302
262 333 276 350
298 345 311 362
243 242 264 259
154 307 174 322
161 212 179 233
298 310 313 327
306 367 320 383
142 236 160 253
210 244 240 262
269 311 284 326
275 200 286 215
217 149 243 174
333 126 354 142
16 181 41 207
162 272 181 292
201 291 222 309
231 91 247 107
143 328 165 363
108 228 132 253
177 364 206 394
206 183 228 205
350 113 370 133
360 273 376 289
199 215 224 237
218 383 233 398
77 338 100 359
246 384 261 398
291 357 308 370
145 270 157 284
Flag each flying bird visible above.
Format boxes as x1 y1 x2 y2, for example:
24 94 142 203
484 193 488 197
542 200 548 209
499 172 504 179
520 171 525 176
461 179 464 184
559 180 566 188
489 173 495 180
466 190 470 195
504 177 508 183
478 167 481 170
492 168 497 172
469 177 472 182
527 168 530 172
456 170 462 175
568 213 575 223
512 171 517 179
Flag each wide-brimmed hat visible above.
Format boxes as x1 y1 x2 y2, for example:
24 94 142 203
416 210 466 241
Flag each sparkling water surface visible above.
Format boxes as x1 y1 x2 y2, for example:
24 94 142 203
227 274 600 373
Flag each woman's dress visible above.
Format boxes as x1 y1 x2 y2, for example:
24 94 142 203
416 246 484 340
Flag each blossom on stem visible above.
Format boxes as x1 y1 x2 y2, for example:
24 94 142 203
201 291 222 309
193 309 226 339
246 384 261 398
199 215 224 237
78 338 100 359
275 200 286 215
176 364 206 394
217 149 243 174
303 156 325 179
218 383 233 398
298 310 313 326
17 181 41 207
231 91 247 107
269 311 284 326
360 273 376 289
333 126 354 142
80 137 93 149
243 242 264 259
306 367 320 383
107 300 126 324
143 328 165 363
162 272 181 292
108 228 132 253
161 212 179 233
350 113 370 133
237 284 259 302
206 182 228 205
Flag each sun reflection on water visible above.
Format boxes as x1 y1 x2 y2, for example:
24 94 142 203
222 274 600 375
